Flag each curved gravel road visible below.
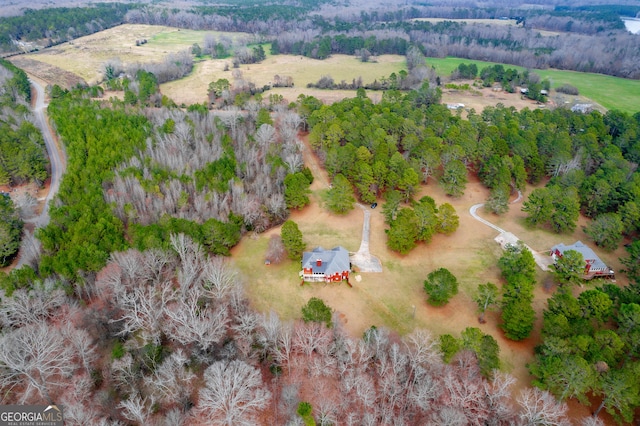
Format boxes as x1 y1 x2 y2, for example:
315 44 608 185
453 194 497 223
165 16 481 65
30 77 65 228
16 78 66 268
468 191 552 271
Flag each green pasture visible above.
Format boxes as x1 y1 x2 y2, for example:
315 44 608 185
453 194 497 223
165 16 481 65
148 28 252 49
427 56 640 114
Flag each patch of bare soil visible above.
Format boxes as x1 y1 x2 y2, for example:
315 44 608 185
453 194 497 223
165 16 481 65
442 84 546 114
8 56 87 89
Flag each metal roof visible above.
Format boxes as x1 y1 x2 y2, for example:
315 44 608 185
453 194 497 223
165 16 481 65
550 241 608 271
301 246 350 275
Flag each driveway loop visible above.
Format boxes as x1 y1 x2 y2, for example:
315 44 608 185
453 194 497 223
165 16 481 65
469 192 553 272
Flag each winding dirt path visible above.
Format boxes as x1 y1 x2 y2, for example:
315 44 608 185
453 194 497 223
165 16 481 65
29 76 66 227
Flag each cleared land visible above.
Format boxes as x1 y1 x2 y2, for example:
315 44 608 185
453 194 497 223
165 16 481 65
234 135 626 396
429 56 640 114
17 24 251 85
162 53 406 105
441 83 553 114
13 24 640 113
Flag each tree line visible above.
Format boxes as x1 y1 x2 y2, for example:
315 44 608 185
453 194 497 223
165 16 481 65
0 4 135 54
0 61 47 187
118 2 640 79
0 61 47 267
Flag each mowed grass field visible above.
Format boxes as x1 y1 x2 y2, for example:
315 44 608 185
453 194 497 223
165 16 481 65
428 56 640 114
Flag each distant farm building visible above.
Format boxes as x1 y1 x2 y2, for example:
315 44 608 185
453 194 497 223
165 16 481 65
571 103 593 113
301 246 350 283
550 241 615 280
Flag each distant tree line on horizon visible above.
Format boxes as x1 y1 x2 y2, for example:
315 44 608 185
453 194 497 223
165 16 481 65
0 4 134 53
1 1 639 78
122 3 640 79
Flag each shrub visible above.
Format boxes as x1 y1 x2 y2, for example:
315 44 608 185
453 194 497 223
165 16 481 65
556 84 579 95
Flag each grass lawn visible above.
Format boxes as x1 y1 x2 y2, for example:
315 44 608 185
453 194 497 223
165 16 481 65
428 56 640 114
147 28 249 48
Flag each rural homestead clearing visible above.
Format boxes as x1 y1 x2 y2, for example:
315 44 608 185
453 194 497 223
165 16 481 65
6 22 632 424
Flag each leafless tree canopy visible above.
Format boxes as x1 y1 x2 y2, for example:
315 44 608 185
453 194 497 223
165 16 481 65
105 106 302 232
0 238 603 424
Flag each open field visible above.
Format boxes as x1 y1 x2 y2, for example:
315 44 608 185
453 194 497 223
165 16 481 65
161 53 406 105
16 24 251 85
13 24 639 114
429 56 640 114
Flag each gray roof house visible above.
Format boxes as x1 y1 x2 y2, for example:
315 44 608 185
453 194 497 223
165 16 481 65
550 241 614 279
301 246 350 283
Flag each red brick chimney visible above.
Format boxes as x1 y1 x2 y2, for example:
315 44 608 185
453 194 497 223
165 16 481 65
316 259 322 267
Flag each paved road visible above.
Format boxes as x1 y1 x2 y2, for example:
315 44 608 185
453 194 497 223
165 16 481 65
469 191 552 271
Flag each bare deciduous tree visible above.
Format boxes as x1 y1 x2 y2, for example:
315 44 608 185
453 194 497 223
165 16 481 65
255 123 276 147
197 360 271 425
118 395 154 425
0 322 79 403
110 279 173 346
516 387 571 426
143 349 196 408
170 233 205 291
164 286 229 352
484 371 517 425
0 284 69 328
202 256 238 300
265 235 286 264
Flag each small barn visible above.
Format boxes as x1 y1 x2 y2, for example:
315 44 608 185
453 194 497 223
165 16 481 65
301 246 350 283
550 241 614 279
